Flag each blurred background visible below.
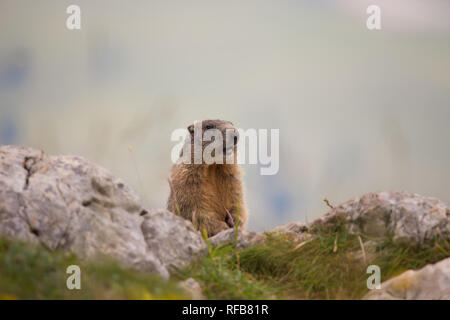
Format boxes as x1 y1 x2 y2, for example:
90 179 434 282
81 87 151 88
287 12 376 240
1 0 449 231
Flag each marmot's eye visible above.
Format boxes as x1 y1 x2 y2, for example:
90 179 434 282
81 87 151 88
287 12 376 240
205 125 213 130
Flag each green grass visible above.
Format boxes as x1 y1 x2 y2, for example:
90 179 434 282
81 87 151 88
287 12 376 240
176 240 278 299
178 225 450 300
1 223 449 300
0 239 188 300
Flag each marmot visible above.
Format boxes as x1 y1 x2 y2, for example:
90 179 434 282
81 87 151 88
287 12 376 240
167 119 248 237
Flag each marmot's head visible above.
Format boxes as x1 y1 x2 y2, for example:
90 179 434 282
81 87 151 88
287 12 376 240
183 119 239 165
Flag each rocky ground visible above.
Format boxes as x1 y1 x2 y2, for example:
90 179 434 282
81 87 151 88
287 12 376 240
0 145 449 299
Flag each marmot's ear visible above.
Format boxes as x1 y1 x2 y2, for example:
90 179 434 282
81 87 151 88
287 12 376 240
187 124 194 134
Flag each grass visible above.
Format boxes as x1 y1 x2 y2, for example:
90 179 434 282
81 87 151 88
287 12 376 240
0 239 188 300
175 233 278 300
177 223 450 300
1 223 449 300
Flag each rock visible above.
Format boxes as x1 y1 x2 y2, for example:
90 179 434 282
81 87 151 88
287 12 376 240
271 221 312 242
311 191 450 244
0 146 206 278
364 257 450 300
208 228 265 249
179 278 205 300
142 209 207 272
272 221 308 234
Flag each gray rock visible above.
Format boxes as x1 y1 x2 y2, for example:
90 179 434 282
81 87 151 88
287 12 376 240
142 209 207 272
271 221 312 242
364 257 450 300
208 228 265 249
179 278 205 300
272 221 308 234
0 146 206 278
311 191 450 244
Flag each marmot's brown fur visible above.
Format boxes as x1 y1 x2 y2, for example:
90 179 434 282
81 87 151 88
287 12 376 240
167 120 248 237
